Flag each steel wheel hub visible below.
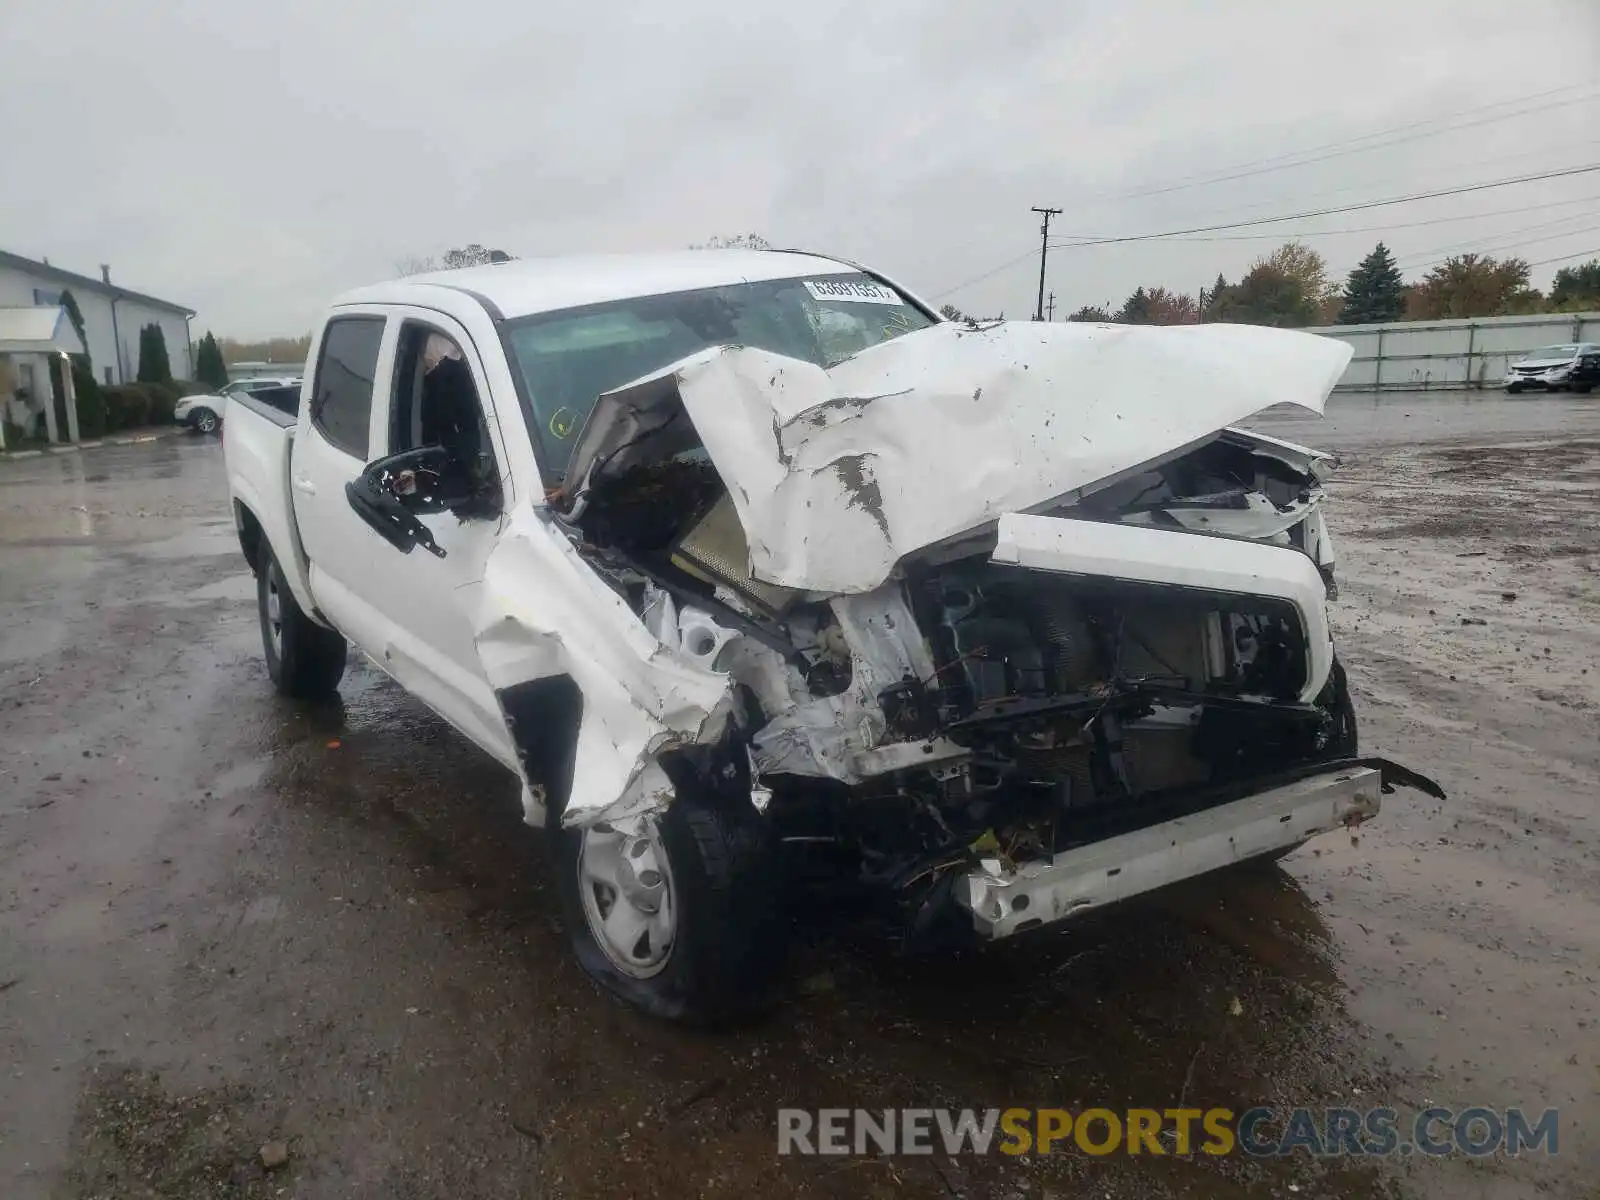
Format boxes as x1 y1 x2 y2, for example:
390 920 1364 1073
577 817 676 978
265 570 283 656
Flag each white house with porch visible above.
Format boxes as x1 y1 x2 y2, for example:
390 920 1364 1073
0 249 195 448
0 306 87 449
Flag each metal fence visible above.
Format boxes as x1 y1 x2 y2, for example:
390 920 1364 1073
1305 311 1600 391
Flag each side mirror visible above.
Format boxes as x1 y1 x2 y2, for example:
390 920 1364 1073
374 445 478 515
345 445 482 557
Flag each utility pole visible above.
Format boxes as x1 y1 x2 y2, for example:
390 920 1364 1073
1046 291 1056 322
1031 206 1062 321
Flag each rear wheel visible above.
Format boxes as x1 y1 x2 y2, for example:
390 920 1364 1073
257 547 346 698
552 773 784 1025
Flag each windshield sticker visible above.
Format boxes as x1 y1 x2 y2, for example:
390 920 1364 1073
804 279 902 305
549 407 577 439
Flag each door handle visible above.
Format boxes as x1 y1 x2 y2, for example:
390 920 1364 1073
293 476 316 495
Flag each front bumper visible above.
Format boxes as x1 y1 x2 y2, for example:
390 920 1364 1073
1506 372 1570 389
956 763 1400 939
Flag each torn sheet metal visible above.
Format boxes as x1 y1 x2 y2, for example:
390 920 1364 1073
1121 491 1322 541
568 320 1351 595
747 587 938 783
474 508 735 829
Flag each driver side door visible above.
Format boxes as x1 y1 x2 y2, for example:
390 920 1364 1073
355 310 518 770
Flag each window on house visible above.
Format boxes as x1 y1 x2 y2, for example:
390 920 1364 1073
309 317 385 458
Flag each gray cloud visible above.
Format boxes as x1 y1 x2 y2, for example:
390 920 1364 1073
2 0 1596 336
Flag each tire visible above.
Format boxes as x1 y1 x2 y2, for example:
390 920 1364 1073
552 770 784 1026
257 547 347 698
1574 385 1593 394
194 407 219 435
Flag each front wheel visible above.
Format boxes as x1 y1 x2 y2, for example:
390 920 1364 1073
257 547 347 698
553 779 784 1025
194 407 219 435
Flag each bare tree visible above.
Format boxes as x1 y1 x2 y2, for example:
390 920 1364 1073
690 233 774 251
396 245 514 276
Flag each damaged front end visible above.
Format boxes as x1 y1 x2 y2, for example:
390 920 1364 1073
518 319 1441 946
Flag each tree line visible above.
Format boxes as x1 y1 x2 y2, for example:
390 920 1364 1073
1062 243 1600 328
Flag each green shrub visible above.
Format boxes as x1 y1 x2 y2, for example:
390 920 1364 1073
3 419 37 450
138 383 177 425
103 384 151 431
71 356 107 439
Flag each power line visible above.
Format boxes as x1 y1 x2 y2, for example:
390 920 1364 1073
1098 137 1600 229
930 163 1600 301
930 245 1046 298
1527 245 1600 268
1395 211 1600 266
1083 87 1600 205
1045 163 1600 251
1048 192 1600 248
1401 223 1600 273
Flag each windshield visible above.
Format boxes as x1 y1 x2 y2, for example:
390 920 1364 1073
502 272 933 478
1527 345 1580 359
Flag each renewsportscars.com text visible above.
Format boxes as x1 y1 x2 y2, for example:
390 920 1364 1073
777 1106 1558 1158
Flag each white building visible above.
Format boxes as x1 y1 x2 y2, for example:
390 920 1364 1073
0 249 195 388
0 249 195 448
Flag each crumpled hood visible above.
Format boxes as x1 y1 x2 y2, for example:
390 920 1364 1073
568 319 1352 595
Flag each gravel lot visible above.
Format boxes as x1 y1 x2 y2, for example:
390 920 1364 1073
2 391 1597 1199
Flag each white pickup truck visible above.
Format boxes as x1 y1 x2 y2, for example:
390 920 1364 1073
224 249 1442 1023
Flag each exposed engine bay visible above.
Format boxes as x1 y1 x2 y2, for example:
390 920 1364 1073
555 422 1372 940
515 321 1444 947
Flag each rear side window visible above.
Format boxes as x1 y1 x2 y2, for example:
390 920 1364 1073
311 317 385 458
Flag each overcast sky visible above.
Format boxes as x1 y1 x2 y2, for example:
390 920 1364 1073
3 0 1597 336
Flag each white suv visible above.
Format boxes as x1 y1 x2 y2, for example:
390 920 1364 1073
176 377 301 434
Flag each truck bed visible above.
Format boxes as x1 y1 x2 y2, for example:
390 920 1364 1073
223 392 317 617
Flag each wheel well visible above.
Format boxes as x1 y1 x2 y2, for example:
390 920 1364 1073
235 501 264 575
498 676 583 821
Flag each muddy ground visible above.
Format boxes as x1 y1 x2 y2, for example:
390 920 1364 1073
1 391 1597 1199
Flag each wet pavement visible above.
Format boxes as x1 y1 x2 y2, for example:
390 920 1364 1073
2 393 1598 1199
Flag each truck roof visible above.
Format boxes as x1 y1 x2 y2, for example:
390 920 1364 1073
333 249 863 323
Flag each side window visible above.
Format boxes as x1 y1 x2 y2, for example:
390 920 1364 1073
388 322 493 468
310 317 385 458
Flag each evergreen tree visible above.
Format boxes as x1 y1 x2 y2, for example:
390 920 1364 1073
1200 274 1230 321
195 332 229 389
1337 243 1406 324
1116 287 1153 323
59 289 91 369
136 323 172 384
